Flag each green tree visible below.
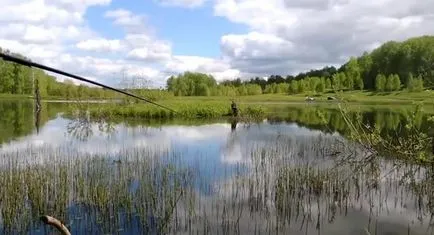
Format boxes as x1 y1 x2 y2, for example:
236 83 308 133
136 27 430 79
12 64 24 94
196 83 210 96
325 78 332 90
392 74 401 91
307 77 320 92
264 84 275 94
406 72 414 90
386 74 395 91
166 72 217 96
375 74 386 91
246 84 263 95
237 85 248 96
316 78 326 93
275 83 288 94
345 57 360 90
289 80 299 94
332 73 341 91
358 52 373 88
0 60 14 93
408 75 424 92
355 77 364 90
299 80 306 93
344 75 354 90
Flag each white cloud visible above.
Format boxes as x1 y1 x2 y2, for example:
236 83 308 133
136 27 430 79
0 0 90 26
22 25 56 44
0 39 63 61
105 9 149 33
76 8 239 84
9 0 432 88
127 46 172 61
0 1 239 88
45 0 111 12
0 0 102 60
123 34 172 61
221 32 294 60
155 0 207 8
76 38 124 52
41 53 167 87
163 55 241 81
214 0 434 76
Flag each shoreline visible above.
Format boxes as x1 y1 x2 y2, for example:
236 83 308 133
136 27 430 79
0 90 432 105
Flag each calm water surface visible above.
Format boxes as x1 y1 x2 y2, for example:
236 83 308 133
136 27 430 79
0 100 433 235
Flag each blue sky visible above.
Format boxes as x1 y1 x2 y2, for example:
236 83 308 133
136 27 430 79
85 0 247 57
0 0 432 86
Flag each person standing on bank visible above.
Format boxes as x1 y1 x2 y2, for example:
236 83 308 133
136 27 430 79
231 100 238 117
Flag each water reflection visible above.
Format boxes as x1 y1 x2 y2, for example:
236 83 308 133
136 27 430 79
0 101 434 234
231 119 237 132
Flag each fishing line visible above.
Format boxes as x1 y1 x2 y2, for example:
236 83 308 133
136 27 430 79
0 52 178 114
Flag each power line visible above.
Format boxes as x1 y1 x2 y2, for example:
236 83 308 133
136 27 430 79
0 52 178 114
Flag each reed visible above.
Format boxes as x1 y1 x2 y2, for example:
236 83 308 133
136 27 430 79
1 117 433 234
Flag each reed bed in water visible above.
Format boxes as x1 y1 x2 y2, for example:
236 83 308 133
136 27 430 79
1 134 434 234
64 101 266 120
0 148 196 234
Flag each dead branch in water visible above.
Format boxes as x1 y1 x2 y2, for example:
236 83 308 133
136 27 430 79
40 215 71 235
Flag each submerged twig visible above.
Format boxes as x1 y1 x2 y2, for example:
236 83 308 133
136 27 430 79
40 215 71 235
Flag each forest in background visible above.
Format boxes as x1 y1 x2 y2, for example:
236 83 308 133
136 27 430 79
168 36 433 96
1 35 434 99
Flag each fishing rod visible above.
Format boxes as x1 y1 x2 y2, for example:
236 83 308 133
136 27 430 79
0 52 178 113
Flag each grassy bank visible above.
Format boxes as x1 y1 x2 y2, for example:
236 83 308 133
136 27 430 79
0 94 33 99
56 89 433 120
70 100 265 120
2 89 433 104
231 90 434 104
3 90 434 120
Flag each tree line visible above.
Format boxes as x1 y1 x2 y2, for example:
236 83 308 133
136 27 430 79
0 48 120 99
168 35 433 96
1 35 433 99
0 48 172 100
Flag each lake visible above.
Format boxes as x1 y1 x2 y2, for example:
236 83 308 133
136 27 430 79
0 100 433 235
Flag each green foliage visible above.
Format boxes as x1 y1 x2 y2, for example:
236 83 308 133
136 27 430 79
392 74 401 91
385 74 400 91
325 78 332 90
87 100 267 120
245 84 263 95
243 106 265 120
0 49 126 100
339 104 433 165
406 73 414 90
288 80 299 94
332 73 345 91
264 83 288 94
385 75 393 91
167 72 264 97
167 72 217 96
196 83 210 96
355 77 364 90
316 77 326 93
407 74 424 92
4 36 434 100
344 74 354 90
357 36 434 89
236 85 248 96
299 80 307 93
345 57 360 90
218 34 434 94
375 74 386 91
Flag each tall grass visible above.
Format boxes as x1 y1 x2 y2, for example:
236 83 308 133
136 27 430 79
63 101 267 121
1 130 433 234
0 148 195 234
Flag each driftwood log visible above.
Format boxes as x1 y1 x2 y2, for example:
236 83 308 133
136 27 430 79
40 215 71 235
